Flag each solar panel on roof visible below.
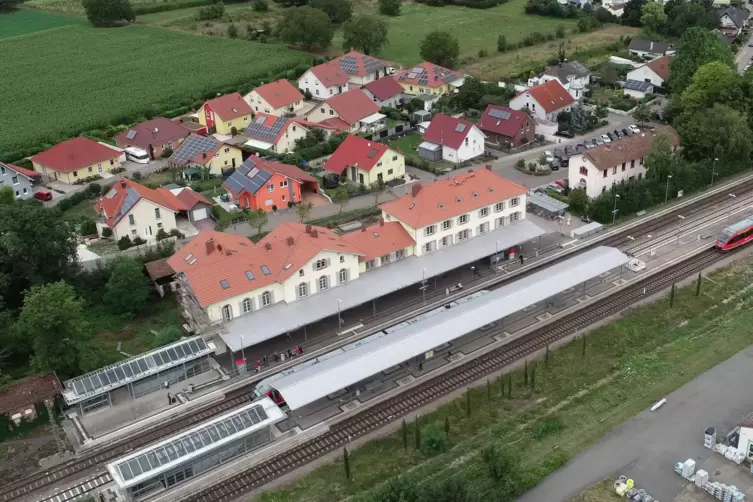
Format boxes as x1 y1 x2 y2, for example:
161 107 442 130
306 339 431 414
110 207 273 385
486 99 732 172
170 136 221 165
624 79 652 92
245 116 287 142
367 149 377 158
488 109 511 120
126 130 137 140
455 124 467 133
362 55 386 74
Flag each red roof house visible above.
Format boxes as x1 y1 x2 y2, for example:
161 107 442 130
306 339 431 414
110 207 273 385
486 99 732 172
509 79 575 121
245 79 305 115
330 50 392 85
323 134 405 184
306 89 381 132
420 114 486 163
477 105 536 148
198 92 253 134
298 62 350 100
114 117 191 159
30 137 123 184
362 76 405 106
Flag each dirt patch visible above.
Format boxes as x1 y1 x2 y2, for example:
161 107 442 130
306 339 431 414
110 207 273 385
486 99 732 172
461 26 639 80
0 426 59 484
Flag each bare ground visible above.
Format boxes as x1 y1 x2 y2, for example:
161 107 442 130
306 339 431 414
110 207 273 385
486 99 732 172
0 426 58 484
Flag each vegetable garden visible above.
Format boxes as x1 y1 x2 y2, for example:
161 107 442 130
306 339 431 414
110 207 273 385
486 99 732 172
0 25 309 161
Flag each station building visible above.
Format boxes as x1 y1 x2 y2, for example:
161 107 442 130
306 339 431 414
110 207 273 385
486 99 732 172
107 397 285 501
62 337 215 415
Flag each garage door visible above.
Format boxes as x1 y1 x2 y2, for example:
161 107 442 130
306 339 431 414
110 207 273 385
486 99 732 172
193 208 208 220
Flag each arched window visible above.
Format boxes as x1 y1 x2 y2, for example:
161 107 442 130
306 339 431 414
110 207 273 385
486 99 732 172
242 298 252 314
318 275 328 291
221 304 232 321
299 283 308 298
261 291 271 307
339 268 348 284
299 269 304 277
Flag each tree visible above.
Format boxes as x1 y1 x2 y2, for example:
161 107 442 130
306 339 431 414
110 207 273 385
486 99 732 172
370 179 387 206
117 235 133 250
601 63 618 88
640 2 666 32
272 0 307 7
0 186 14 205
17 281 90 378
644 134 680 183
310 0 352 23
496 34 507 52
680 61 744 115
420 424 447 456
670 27 734 95
677 103 752 162
227 23 238 38
342 15 388 55
196 0 224 20
633 102 651 126
568 188 588 214
343 447 351 481
0 0 26 12
332 187 349 221
664 2 716 38
420 30 460 68
278 6 334 50
252 0 269 11
295 202 313 223
104 257 152 315
0 203 77 310
82 0 135 27
620 0 646 27
379 0 400 16
246 208 269 236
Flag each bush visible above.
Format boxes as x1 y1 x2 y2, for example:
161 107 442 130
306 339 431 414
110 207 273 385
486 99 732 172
304 89 313 100
117 236 133 250
227 23 238 39
196 0 225 20
478 49 487 58
80 218 98 236
133 236 146 246
101 227 113 238
110 166 126 174
272 204 278 211
156 228 170 241
87 183 102 196
131 171 142 181
287 201 294 208
169 228 185 239
253 0 269 10
161 148 173 158
420 424 447 456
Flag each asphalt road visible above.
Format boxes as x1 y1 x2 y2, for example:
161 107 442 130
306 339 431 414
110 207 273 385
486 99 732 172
735 26 753 73
517 345 753 502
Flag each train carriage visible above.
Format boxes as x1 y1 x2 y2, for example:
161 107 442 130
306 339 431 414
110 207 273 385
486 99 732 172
716 215 753 251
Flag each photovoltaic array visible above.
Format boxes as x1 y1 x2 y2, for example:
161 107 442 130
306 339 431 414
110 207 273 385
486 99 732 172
170 136 221 165
244 115 288 143
488 109 512 120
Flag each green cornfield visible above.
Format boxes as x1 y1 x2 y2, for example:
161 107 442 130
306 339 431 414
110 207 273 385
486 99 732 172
0 25 309 159
27 0 208 16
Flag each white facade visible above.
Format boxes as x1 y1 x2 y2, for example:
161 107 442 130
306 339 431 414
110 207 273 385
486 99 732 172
569 153 647 199
112 198 178 242
720 12 746 36
306 102 358 132
624 87 652 99
735 427 753 461
383 195 526 257
361 88 405 109
297 70 349 100
445 126 485 163
539 74 588 100
247 123 308 154
509 92 571 122
244 90 304 117
205 249 362 323
626 65 666 87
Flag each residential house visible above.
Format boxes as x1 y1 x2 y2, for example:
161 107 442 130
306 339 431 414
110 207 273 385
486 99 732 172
341 219 416 273
540 60 591 100
243 113 308 154
719 7 749 39
323 135 405 186
508 79 575 122
418 114 485 164
168 134 243 176
627 39 675 59
395 61 464 97
606 4 624 17
297 62 350 100
30 137 122 184
0 162 40 200
168 223 364 323
477 105 536 148
568 127 680 199
379 167 527 257
244 79 305 117
361 76 406 108
305 89 382 133
0 374 61 425
625 55 672 88
222 155 319 211
623 79 654 99
330 50 392 87
198 93 253 135
159 185 214 223
114 118 191 160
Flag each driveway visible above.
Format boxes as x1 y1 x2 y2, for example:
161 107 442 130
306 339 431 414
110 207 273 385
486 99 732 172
517 346 753 502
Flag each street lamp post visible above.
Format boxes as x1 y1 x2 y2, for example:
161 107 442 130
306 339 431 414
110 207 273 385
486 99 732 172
495 240 500 274
664 175 672 204
676 214 685 247
711 158 719 186
337 299 343 336
728 193 737 223
421 268 428 305
612 194 620 225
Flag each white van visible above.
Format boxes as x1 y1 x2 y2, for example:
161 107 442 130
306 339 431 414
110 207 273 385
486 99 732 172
124 147 150 164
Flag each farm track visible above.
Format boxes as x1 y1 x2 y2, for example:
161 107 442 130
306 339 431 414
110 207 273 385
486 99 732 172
183 249 725 502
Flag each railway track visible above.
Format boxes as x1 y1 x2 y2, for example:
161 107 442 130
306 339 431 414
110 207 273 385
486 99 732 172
183 248 725 502
9 176 752 502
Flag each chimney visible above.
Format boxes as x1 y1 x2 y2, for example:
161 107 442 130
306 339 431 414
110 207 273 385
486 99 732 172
305 224 312 234
202 152 207 159
205 239 215 254
217 244 223 252
379 218 384 226
361 226 367 232
286 236 295 246
411 184 421 197
311 229 319 238
264 242 272 250
120 180 126 188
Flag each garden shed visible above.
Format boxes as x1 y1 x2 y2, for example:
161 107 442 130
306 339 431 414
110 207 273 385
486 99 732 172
418 141 442 162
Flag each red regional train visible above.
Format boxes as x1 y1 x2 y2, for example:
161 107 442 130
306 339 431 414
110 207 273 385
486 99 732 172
715 215 753 251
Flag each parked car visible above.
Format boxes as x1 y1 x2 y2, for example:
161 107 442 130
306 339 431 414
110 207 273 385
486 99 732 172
555 130 575 138
581 214 592 223
575 143 587 153
601 134 612 143
547 183 564 194
584 140 596 149
553 147 564 158
550 158 561 171
554 179 568 188
593 137 604 146
544 150 554 163
629 124 641 134
565 145 577 156
560 156 570 168
534 187 547 195
613 129 624 139
322 173 340 188
34 190 53 202
621 128 631 136
748 41 753 47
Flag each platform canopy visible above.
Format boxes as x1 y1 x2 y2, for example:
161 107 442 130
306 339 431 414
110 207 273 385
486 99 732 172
62 337 215 406
220 219 546 352
271 246 628 410
107 397 285 489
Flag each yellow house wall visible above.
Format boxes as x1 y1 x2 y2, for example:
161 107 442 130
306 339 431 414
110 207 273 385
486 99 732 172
215 113 252 135
359 149 405 186
399 83 449 96
206 146 244 176
275 124 308 153
112 199 178 241
32 158 121 184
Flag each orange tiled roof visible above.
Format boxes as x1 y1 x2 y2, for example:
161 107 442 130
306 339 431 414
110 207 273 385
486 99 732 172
167 223 364 307
252 79 304 110
96 178 181 228
31 137 121 173
342 221 416 262
645 55 672 82
204 92 252 121
379 168 526 229
523 79 575 113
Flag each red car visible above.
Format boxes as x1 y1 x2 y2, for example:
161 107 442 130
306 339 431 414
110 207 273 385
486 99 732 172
34 190 53 201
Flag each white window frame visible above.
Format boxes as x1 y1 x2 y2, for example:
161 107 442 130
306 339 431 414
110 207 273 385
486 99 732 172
510 197 519 207
425 225 435 236
442 219 452 230
221 305 232 321
298 283 308 298
261 291 271 307
494 202 504 212
458 214 468 225
479 207 489 218
318 275 328 291
242 298 252 313
338 269 348 284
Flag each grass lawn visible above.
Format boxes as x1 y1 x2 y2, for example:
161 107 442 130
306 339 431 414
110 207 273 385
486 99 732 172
386 134 423 157
462 25 638 80
0 9 86 39
259 255 753 502
60 197 98 222
27 0 210 17
0 24 308 158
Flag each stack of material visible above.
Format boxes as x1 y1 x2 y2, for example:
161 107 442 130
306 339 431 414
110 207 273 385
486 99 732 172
682 459 696 478
705 427 717 449
702 481 745 501
714 444 746 465
695 469 709 487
